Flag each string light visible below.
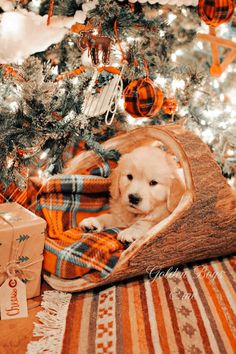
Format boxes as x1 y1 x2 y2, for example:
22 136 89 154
127 115 149 126
171 53 177 62
127 37 135 43
7 158 13 168
227 149 235 156
220 94 225 102
202 129 214 144
118 98 124 111
181 9 188 17
218 122 228 129
159 30 165 38
154 75 166 87
51 66 58 75
196 41 203 50
168 13 177 24
40 149 50 160
9 102 18 112
172 79 185 91
38 169 43 178
213 80 219 89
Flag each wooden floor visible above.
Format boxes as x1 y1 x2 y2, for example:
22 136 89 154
0 283 49 354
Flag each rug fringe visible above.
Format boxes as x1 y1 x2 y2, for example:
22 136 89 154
26 290 72 354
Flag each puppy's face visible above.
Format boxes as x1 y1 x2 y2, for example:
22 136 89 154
110 146 180 215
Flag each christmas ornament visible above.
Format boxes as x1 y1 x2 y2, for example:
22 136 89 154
82 65 124 125
17 146 42 159
70 22 94 34
162 98 178 115
198 0 234 27
0 64 24 82
197 26 236 76
197 0 235 76
123 77 164 118
78 30 113 66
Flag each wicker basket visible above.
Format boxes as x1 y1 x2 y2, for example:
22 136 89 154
44 124 236 292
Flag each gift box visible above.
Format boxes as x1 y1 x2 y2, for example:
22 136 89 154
0 203 46 299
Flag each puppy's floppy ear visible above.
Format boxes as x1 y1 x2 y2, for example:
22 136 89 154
167 176 185 213
109 165 121 200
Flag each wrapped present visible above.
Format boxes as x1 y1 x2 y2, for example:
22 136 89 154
0 203 46 299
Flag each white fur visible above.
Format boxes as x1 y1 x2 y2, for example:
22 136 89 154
79 146 185 242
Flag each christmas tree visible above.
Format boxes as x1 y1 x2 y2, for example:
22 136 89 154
0 0 235 193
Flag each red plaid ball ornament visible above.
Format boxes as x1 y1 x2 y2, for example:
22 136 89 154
198 0 234 27
123 77 164 118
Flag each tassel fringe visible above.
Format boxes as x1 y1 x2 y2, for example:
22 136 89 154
26 291 72 354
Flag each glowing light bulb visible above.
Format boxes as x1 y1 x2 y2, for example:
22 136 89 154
202 129 214 144
9 102 18 112
172 79 185 91
227 149 235 156
118 98 124 110
154 75 166 87
175 49 183 56
225 107 232 114
51 66 58 75
171 53 177 62
220 94 225 102
32 0 41 6
213 80 219 89
159 30 165 38
40 149 49 160
127 37 135 43
127 115 149 126
218 122 227 129
168 13 177 24
197 41 203 50
7 158 13 168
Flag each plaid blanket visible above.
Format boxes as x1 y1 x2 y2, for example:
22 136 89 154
37 161 125 282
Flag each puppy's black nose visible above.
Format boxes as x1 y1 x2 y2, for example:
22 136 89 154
128 194 142 205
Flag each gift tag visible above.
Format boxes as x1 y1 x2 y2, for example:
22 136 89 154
0 277 28 320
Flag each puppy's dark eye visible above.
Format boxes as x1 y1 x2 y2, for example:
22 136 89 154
127 174 133 181
149 180 158 186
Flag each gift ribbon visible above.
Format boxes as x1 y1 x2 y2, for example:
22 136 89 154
0 211 44 283
0 257 44 281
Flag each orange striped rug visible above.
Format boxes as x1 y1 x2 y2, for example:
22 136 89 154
28 256 236 354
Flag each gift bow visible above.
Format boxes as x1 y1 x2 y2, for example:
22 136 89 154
0 257 44 281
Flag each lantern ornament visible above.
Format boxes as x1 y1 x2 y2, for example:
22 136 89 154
123 77 164 118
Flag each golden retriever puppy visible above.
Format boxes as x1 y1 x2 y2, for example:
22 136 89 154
79 146 185 242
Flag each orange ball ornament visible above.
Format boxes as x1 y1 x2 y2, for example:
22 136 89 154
124 77 164 118
162 98 178 115
198 0 234 27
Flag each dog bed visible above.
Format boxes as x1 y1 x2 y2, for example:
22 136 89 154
42 124 236 292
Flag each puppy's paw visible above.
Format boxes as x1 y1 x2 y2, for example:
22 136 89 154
117 229 141 243
79 217 103 232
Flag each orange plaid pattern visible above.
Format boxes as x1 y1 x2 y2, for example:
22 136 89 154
36 161 125 281
198 0 235 26
124 78 164 118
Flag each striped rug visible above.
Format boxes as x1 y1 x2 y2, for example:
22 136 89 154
28 256 236 354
